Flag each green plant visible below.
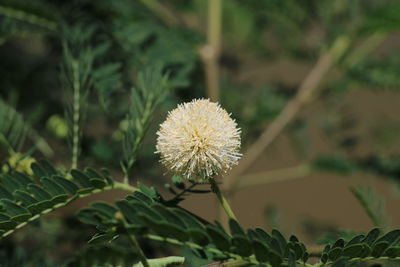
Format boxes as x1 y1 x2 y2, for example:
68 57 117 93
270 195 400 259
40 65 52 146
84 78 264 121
1 0 400 266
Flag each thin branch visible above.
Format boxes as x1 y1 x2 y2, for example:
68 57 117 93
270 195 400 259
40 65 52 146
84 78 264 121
200 0 222 101
144 234 320 267
0 5 57 31
126 233 150 267
166 182 198 203
344 33 387 68
232 164 311 191
217 36 351 227
202 260 249 267
143 234 263 266
71 60 80 170
225 35 352 188
139 0 181 27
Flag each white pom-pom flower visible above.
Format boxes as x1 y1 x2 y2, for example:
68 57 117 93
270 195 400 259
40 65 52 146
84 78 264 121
156 99 241 180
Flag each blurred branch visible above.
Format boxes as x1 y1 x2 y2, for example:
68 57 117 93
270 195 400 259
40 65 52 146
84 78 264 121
233 164 311 191
125 232 150 267
200 0 222 101
225 36 351 187
216 32 389 225
217 36 351 226
0 98 53 156
139 0 181 27
344 33 387 68
350 185 389 230
225 32 389 188
0 5 57 31
30 130 54 158
202 260 249 267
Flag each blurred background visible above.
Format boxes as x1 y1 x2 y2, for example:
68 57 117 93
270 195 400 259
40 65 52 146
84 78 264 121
1 0 400 265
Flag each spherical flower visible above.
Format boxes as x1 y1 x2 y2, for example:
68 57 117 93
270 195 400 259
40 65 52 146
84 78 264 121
156 99 241 180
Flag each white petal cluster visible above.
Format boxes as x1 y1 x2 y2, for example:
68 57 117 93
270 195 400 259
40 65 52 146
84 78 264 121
156 99 241 180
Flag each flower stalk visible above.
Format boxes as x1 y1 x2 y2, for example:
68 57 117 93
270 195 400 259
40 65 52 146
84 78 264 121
209 178 237 221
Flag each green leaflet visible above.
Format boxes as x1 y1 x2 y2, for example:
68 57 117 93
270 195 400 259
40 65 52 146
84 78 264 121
0 161 116 238
77 184 400 266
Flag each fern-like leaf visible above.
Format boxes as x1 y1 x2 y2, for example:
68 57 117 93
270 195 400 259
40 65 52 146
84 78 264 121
0 98 52 157
121 65 169 179
77 184 310 266
0 160 135 239
61 24 120 169
78 183 400 266
65 244 139 267
0 98 28 152
350 185 389 229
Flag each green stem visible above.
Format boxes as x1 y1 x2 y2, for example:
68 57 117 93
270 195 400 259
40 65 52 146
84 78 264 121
218 260 251 267
344 33 387 68
202 0 222 101
209 178 237 221
122 171 130 185
126 233 150 267
208 0 222 52
233 164 311 190
71 60 80 170
0 132 15 154
113 181 138 192
144 234 322 267
349 256 400 263
139 0 179 27
315 256 400 267
123 97 153 184
117 207 150 267
144 234 261 265
0 5 57 31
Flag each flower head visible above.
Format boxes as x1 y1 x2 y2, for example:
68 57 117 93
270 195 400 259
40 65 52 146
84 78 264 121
156 99 241 180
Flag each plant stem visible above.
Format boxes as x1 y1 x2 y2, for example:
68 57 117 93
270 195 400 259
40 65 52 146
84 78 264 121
116 206 149 267
123 172 129 185
200 0 222 101
126 233 150 267
217 35 351 228
209 178 237 221
0 5 57 31
0 133 15 154
113 181 138 192
71 60 80 170
344 33 387 68
225 35 351 185
144 234 260 265
139 0 180 27
232 164 311 191
202 260 250 267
